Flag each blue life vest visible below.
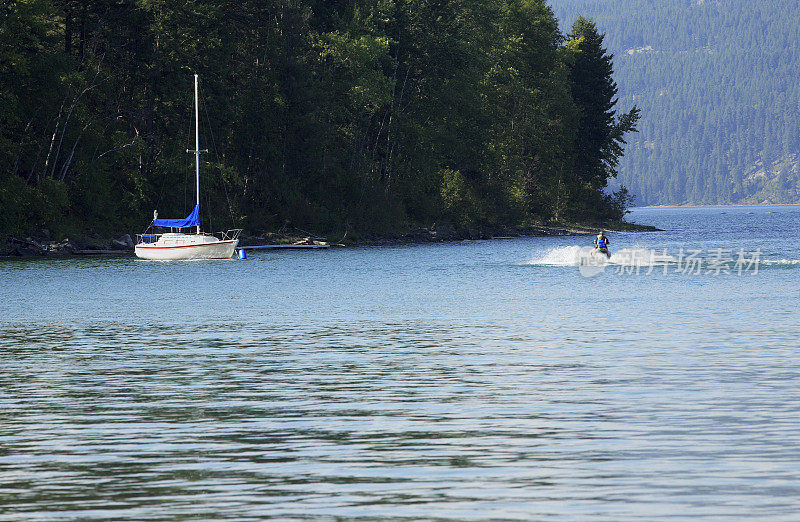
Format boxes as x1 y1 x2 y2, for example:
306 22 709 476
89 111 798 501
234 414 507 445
597 237 606 249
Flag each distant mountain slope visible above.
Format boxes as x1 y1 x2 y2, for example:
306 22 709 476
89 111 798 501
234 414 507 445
551 0 800 205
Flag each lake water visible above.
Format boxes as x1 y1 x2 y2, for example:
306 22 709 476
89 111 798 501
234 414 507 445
1 205 799 520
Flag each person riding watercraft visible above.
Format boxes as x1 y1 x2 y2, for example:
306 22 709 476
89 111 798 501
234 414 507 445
593 231 611 258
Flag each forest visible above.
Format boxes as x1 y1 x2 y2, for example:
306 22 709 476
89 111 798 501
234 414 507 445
1 0 639 240
552 0 800 206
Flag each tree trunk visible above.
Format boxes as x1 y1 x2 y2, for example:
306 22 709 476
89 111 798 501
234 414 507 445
41 104 64 182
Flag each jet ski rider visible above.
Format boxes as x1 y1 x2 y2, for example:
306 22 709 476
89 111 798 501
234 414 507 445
593 230 611 258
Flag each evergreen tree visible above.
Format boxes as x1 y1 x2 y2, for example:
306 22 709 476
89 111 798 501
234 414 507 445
565 16 639 218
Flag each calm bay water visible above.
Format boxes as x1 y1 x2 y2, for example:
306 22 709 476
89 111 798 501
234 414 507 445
1 205 799 520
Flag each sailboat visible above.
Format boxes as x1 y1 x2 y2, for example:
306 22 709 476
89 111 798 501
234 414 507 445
135 75 240 260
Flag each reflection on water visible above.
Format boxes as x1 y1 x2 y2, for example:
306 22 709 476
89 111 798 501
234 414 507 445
1 206 800 519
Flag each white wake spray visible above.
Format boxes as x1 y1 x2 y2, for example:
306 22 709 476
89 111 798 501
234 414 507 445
761 258 800 266
531 245 588 266
529 246 676 267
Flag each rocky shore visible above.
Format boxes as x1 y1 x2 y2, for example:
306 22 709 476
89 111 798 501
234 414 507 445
344 220 660 245
0 234 135 257
0 220 660 258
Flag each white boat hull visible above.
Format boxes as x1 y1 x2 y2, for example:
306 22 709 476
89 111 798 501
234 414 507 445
135 238 238 260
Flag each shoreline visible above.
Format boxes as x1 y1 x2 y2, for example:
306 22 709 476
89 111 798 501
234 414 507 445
330 220 659 247
0 221 660 258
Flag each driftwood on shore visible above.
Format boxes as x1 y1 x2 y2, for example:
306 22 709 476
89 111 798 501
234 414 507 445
0 234 135 257
75 250 133 255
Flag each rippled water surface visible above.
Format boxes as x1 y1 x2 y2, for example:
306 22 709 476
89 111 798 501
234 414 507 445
1 206 799 520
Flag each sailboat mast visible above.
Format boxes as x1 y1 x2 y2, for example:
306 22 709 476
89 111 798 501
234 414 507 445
194 74 200 235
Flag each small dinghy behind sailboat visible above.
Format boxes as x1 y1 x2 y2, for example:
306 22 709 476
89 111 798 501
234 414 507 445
135 74 240 260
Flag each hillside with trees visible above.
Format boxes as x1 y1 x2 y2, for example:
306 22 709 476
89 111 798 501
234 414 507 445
551 0 800 205
1 0 639 241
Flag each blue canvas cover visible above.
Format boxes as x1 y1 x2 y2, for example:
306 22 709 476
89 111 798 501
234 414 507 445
153 204 200 228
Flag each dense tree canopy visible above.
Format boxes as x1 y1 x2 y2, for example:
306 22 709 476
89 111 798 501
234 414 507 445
551 0 800 205
0 0 638 239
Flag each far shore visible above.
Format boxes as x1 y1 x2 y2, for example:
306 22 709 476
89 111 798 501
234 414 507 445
633 202 800 209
